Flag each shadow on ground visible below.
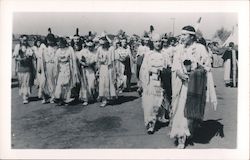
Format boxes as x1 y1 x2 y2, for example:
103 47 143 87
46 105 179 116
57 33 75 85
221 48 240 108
192 119 224 144
111 95 139 105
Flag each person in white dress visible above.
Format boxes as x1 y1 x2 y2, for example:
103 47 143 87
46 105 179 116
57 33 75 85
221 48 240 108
96 33 117 107
54 37 78 106
76 38 98 106
37 28 58 104
170 25 212 149
141 33 168 134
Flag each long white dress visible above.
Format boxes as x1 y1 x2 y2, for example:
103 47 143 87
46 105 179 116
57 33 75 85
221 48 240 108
39 45 57 99
141 50 165 127
75 48 97 102
114 47 131 91
170 42 211 138
54 47 77 101
96 47 117 99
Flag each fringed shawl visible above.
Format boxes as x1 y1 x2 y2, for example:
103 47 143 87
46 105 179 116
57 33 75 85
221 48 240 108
184 66 207 120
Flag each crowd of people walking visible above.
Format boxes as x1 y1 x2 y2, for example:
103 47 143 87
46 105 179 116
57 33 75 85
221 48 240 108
13 24 238 149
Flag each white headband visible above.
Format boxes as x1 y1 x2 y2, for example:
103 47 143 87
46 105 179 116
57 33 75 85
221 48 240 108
181 30 196 35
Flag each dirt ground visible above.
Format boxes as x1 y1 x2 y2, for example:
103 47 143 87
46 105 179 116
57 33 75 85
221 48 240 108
11 67 237 149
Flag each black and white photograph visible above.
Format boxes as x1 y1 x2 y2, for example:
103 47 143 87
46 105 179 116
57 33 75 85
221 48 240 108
0 0 249 160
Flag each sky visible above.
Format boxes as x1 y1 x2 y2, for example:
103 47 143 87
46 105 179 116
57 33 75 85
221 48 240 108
13 12 238 39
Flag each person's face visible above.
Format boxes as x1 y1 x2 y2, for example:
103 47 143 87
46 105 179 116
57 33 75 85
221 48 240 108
20 36 28 45
180 33 193 45
99 39 105 45
170 40 175 46
47 39 54 46
36 41 41 47
153 39 162 51
66 38 71 45
73 37 80 44
144 39 149 45
120 39 126 47
162 41 168 48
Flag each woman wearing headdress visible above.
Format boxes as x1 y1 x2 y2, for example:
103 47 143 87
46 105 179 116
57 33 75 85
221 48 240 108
141 33 169 134
13 35 35 104
54 37 78 105
75 32 98 106
96 32 117 107
38 28 58 104
170 25 211 149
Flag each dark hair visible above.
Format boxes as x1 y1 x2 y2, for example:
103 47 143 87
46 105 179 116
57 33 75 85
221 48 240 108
148 40 154 50
197 37 209 52
167 37 177 45
182 25 197 41
20 34 28 39
183 59 192 65
229 42 234 48
34 38 42 47
58 37 67 48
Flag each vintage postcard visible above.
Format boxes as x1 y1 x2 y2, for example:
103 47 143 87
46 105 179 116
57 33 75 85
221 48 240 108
0 0 249 159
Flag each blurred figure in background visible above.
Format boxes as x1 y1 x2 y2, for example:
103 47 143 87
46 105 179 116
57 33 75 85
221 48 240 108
13 35 35 104
222 42 238 87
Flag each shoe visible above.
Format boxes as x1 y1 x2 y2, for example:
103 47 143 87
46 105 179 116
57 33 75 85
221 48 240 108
137 88 142 96
82 102 88 106
65 98 74 103
177 136 186 149
177 143 185 149
42 99 46 104
146 122 154 134
158 117 169 123
100 101 107 107
23 100 29 104
50 98 55 104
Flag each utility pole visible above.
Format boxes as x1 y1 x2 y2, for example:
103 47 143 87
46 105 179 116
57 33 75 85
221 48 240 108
170 18 175 36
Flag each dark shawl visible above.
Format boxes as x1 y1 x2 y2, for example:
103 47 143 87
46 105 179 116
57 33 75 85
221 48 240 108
184 66 207 120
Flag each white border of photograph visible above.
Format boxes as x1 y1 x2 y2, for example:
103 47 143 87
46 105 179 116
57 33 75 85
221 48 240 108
0 0 249 159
